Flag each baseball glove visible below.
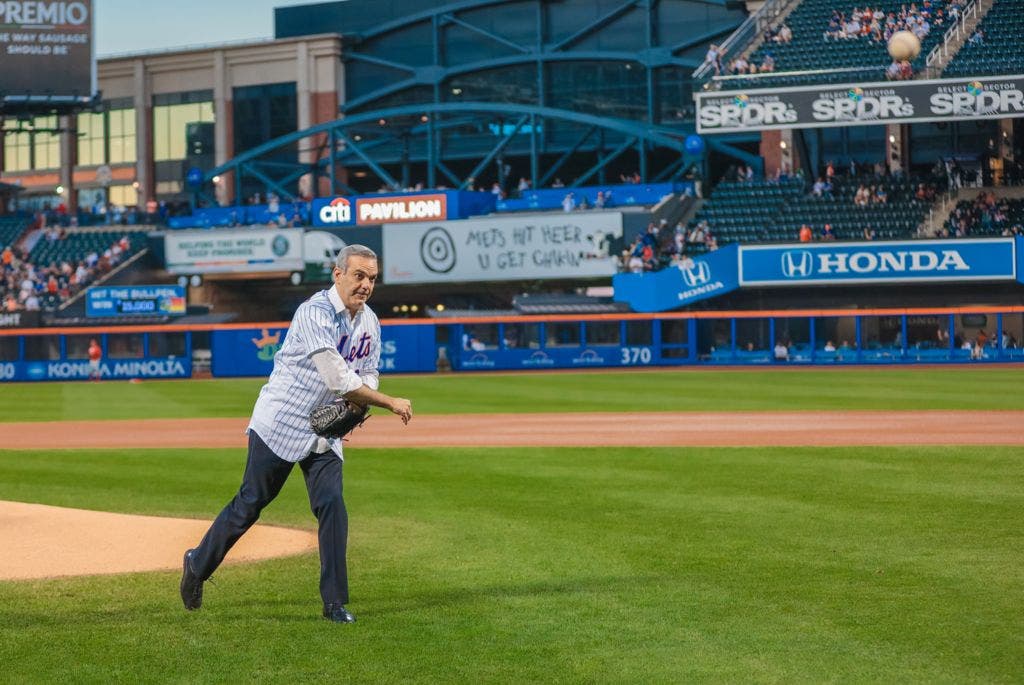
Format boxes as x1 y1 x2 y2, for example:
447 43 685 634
310 398 369 439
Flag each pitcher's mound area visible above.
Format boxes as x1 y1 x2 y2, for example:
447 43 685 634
0 500 316 581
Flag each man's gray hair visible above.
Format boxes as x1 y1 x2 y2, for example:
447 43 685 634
335 244 378 271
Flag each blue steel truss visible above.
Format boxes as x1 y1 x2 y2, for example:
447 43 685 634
203 101 761 203
208 0 754 202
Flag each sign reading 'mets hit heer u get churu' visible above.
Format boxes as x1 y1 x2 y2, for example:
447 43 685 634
696 75 1024 133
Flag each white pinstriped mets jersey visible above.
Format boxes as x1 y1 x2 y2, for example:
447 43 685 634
248 285 380 462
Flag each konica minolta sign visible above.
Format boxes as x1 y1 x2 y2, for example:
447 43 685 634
739 239 1017 286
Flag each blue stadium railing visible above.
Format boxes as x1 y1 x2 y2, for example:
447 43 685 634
0 306 1021 382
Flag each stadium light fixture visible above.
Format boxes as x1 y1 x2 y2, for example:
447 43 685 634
410 305 419 313
378 118 387 126
779 141 787 150
55 185 65 195
889 135 896 143
212 175 221 184
400 304 409 313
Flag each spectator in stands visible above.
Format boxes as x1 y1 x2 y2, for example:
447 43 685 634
812 177 827 197
577 195 590 210
729 56 749 75
551 177 565 188
88 338 103 381
775 23 792 43
688 221 708 245
824 340 837 352
874 186 888 204
594 191 607 209
821 223 836 241
825 16 842 40
799 224 813 242
773 340 790 362
561 192 576 213
703 44 723 74
968 28 984 45
854 185 871 207
863 226 878 240
516 177 531 196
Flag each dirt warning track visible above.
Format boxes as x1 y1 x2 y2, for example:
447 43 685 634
5 410 1023 449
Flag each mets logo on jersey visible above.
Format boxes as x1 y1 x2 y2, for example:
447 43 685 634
338 332 373 362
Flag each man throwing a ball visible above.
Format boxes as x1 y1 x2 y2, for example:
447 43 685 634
180 245 412 623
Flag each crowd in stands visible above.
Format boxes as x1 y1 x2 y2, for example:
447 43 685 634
825 3 943 44
1 232 135 313
620 218 719 273
943 191 1024 237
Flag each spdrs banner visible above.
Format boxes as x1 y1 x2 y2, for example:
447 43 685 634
696 75 1024 133
382 213 623 284
0 0 94 98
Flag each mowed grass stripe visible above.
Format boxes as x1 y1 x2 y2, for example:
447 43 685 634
0 445 1021 682
1 366 1024 421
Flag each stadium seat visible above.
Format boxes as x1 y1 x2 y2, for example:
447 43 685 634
718 0 950 90
944 0 1024 77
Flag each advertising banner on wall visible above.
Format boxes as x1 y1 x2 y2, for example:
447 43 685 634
382 213 623 284
0 310 40 328
210 323 436 377
86 285 186 318
612 244 740 312
163 229 304 274
0 0 94 100
695 75 1024 133
6 357 191 382
302 226 384 283
739 239 1017 286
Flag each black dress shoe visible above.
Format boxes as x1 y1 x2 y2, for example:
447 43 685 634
323 603 356 623
180 549 204 611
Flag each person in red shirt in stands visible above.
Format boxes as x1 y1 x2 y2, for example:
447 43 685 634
799 224 813 242
88 338 103 381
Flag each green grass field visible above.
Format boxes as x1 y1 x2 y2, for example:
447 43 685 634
1 366 1024 420
0 368 1022 683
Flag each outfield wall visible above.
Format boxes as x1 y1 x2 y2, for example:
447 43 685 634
0 307 1022 381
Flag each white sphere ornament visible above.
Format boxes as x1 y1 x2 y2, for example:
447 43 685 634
888 31 921 61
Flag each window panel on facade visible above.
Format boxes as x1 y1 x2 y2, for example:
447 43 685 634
3 121 31 172
152 94 215 162
108 184 138 207
31 116 60 170
108 108 137 164
77 112 105 166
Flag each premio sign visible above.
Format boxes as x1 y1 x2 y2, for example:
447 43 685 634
740 239 1017 286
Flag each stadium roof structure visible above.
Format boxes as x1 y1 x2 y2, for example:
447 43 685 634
200 0 759 201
